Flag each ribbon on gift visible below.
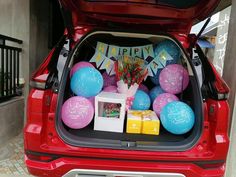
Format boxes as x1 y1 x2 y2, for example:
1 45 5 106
130 110 153 118
126 97 134 111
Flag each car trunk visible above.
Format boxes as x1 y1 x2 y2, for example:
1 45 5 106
55 30 203 151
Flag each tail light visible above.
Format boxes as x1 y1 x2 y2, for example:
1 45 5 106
208 62 230 100
30 48 56 89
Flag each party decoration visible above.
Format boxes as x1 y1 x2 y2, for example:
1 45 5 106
103 85 118 93
70 61 94 78
90 42 108 68
149 86 165 102
70 67 103 97
153 93 179 116
132 46 142 58
107 45 119 59
120 47 131 56
159 64 189 94
100 56 115 74
89 42 165 76
154 40 181 67
94 92 126 133
148 58 163 77
160 101 195 135
143 44 155 59
132 90 151 110
139 84 149 93
102 72 117 87
61 96 94 129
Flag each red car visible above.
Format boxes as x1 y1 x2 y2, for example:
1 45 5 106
24 0 230 177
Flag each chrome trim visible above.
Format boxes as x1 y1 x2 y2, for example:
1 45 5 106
63 169 186 177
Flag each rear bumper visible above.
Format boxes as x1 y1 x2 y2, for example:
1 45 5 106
25 155 225 177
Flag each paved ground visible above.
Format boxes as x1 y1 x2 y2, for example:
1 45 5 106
0 133 32 176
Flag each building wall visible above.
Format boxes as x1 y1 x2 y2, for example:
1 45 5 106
0 0 50 136
0 0 30 94
0 97 24 145
29 0 50 76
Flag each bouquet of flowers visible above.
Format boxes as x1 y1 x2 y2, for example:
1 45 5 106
114 55 148 110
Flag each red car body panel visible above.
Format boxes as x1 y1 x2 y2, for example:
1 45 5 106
60 0 220 34
25 155 226 177
24 1 230 176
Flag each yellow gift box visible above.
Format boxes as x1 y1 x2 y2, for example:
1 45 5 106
126 110 142 134
126 110 160 135
142 111 160 135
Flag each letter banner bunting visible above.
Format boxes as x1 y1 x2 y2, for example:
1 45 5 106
143 44 155 59
90 42 166 76
156 49 174 67
107 45 120 59
100 57 114 75
90 42 108 68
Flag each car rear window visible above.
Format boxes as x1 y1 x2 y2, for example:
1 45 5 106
85 0 200 9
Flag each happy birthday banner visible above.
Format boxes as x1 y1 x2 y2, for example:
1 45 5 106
90 42 174 76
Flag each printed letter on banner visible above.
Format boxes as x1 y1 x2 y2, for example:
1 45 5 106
100 57 114 75
157 49 173 67
150 58 163 76
143 44 155 60
90 42 108 67
131 46 143 58
107 45 120 59
120 47 131 56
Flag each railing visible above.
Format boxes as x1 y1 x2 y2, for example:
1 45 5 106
0 34 23 102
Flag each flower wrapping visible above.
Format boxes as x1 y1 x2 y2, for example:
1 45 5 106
115 55 148 110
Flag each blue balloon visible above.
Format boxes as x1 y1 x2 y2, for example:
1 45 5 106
160 101 195 135
154 40 181 66
149 86 165 103
132 90 151 110
70 67 103 97
150 69 162 85
151 40 180 85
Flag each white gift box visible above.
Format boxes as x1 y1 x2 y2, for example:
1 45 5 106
94 91 127 133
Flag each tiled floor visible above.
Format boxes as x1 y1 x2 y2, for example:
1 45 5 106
0 133 32 176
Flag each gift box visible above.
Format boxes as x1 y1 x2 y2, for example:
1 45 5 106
94 92 126 133
126 110 160 135
142 111 160 135
126 110 143 134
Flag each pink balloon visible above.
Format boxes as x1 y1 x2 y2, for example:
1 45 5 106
61 96 94 129
88 96 95 108
153 93 179 116
103 85 118 93
159 64 189 94
70 61 94 77
139 84 149 93
102 72 117 87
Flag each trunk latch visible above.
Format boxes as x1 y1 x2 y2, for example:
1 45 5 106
121 141 137 148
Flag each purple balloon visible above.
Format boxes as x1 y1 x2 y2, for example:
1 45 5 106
153 93 179 116
61 96 94 129
70 61 94 77
159 64 189 94
139 84 149 93
103 85 118 93
102 72 117 87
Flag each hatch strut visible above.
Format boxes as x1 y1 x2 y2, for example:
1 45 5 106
58 0 74 40
190 17 211 49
